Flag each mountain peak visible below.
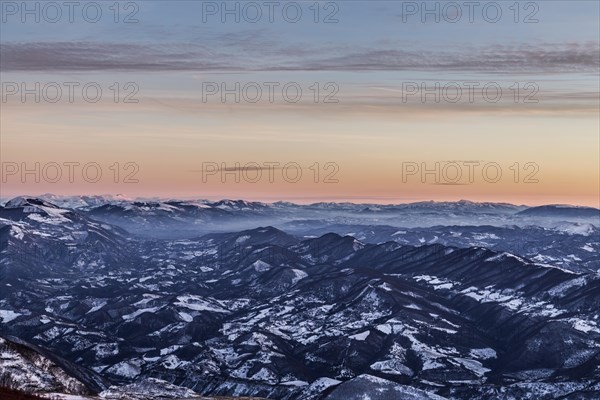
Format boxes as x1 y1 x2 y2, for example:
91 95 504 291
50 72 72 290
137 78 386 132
5 196 60 209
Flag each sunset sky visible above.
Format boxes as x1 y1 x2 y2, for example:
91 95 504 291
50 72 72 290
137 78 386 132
1 1 599 206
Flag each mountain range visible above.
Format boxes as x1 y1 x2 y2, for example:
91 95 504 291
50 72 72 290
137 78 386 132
0 196 598 399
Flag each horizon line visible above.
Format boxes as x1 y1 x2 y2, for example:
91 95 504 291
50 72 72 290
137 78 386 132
2 193 599 210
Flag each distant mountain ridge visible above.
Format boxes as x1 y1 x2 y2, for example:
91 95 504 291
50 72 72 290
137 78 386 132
518 204 600 218
2 194 531 210
2 195 597 241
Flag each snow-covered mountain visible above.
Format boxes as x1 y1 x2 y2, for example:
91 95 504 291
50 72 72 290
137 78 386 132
0 197 599 399
518 205 600 218
7 195 595 240
281 222 600 273
0 335 106 395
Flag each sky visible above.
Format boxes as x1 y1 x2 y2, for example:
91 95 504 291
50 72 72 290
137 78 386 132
1 0 599 206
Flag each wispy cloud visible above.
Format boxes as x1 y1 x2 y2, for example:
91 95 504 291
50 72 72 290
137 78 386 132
190 165 283 173
2 40 598 74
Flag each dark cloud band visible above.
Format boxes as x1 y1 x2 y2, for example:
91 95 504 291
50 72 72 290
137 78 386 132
2 41 598 74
